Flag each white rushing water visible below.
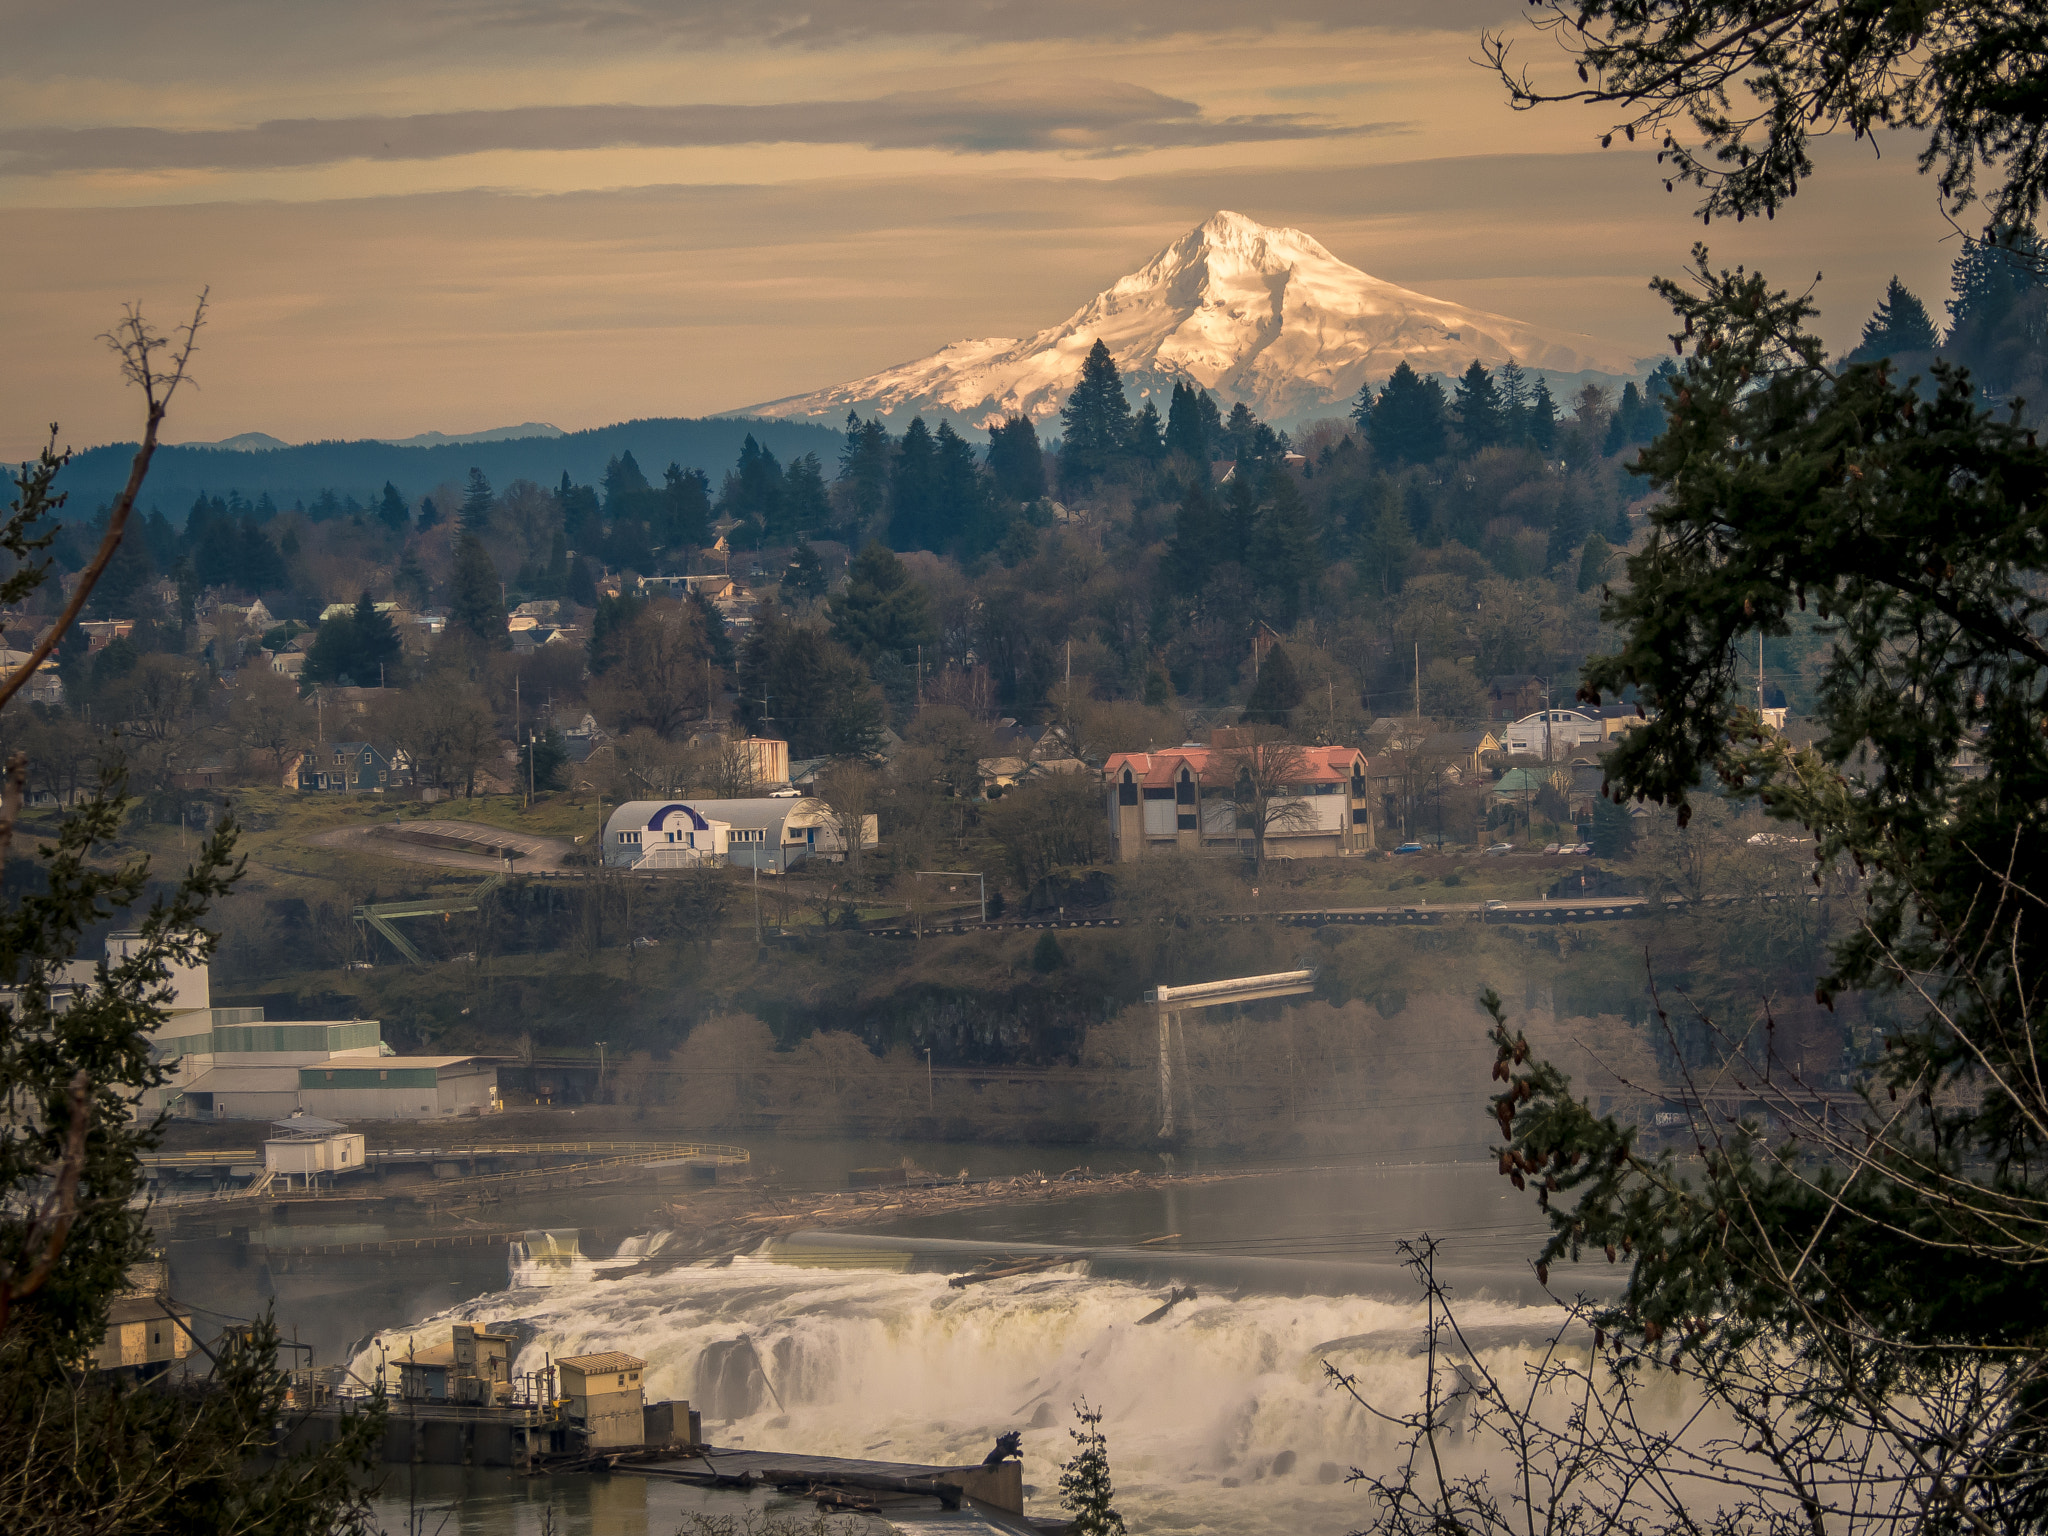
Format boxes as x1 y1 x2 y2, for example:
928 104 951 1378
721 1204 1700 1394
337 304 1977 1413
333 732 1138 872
359 1242 1609 1536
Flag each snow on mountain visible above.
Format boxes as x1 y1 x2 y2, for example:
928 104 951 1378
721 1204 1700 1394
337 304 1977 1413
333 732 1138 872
736 211 1642 434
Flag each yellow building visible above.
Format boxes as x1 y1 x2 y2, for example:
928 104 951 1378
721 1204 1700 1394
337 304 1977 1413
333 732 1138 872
557 1351 646 1450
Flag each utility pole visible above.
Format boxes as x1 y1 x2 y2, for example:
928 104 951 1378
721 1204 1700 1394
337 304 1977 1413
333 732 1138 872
924 1047 933 1112
1413 642 1421 721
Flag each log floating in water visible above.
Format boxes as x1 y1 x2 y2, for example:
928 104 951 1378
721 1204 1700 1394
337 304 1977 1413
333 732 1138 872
948 1255 1081 1287
1137 1285 1198 1325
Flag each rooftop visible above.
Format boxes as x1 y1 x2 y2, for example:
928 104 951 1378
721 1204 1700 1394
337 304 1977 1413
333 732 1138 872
557 1351 645 1374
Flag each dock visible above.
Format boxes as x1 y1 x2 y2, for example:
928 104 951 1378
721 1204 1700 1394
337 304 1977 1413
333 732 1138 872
628 1446 1029 1521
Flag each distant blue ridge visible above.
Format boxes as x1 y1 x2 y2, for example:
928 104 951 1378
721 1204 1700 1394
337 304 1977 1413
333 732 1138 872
51 415 844 522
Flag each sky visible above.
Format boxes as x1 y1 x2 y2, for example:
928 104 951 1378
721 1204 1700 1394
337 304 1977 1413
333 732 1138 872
2 0 1961 460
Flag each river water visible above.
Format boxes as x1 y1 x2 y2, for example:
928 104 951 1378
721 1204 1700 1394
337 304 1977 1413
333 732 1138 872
176 1143 1588 1536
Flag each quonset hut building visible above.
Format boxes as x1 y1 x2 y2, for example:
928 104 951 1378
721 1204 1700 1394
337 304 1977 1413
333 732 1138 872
603 798 877 873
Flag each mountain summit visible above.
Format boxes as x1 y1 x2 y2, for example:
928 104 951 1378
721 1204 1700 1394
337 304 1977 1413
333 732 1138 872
738 211 1638 432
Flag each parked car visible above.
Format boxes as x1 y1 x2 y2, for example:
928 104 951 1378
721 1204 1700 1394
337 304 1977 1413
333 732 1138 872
1484 842 1516 855
1543 842 1562 855
344 960 374 972
1485 899 1508 911
631 936 660 948
1393 842 1426 854
1565 842 1593 855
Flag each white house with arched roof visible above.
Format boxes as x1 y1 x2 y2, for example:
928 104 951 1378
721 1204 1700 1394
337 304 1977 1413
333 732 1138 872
603 797 876 873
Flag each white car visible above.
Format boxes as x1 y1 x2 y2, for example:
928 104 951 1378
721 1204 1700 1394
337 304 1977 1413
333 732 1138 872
631 935 661 949
1484 842 1516 855
344 960 374 972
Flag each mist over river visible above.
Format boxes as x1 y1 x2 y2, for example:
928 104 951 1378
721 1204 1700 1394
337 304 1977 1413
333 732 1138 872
279 1154 1592 1536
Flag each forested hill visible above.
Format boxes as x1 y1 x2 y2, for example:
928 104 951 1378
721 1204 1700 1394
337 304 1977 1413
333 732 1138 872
58 416 845 520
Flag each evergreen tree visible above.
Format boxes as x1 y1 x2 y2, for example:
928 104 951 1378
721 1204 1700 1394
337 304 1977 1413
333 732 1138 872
1163 476 1231 595
690 587 734 671
1357 491 1415 595
459 467 493 533
1453 359 1506 451
1349 377 1375 439
1059 339 1134 491
1546 486 1594 570
1220 401 1260 464
1369 362 1450 466
449 529 506 646
558 475 603 552
986 416 1047 503
1498 358 1530 442
1847 275 1942 363
782 538 828 604
1243 642 1305 726
1603 382 1649 455
934 420 994 554
719 434 782 538
1130 400 1166 460
517 726 569 792
1166 381 1213 462
1944 236 2048 397
1059 1402 1128 1536
780 453 831 538
350 590 401 684
1031 930 1067 972
241 518 287 590
888 418 942 551
1577 530 1615 593
660 463 712 548
416 495 442 531
89 517 155 618
375 481 410 533
586 591 646 676
827 542 938 663
739 605 884 759
602 449 651 508
568 554 598 608
838 412 893 530
1589 791 1635 857
1248 464 1318 626
396 544 431 610
1528 376 1560 451
1195 389 1224 452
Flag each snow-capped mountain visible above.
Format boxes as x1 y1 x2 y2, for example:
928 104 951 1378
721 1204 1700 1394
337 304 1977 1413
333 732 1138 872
736 211 1641 434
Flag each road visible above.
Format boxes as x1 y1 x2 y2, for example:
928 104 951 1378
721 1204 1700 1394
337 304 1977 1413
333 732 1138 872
309 820 579 873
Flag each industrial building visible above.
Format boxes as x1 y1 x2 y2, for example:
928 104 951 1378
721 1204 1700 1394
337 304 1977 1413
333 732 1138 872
557 1352 649 1450
30 931 501 1122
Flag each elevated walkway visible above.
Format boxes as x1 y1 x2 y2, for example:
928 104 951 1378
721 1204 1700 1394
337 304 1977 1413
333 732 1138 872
353 873 505 965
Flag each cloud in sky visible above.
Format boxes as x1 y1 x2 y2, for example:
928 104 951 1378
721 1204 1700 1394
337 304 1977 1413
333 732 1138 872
0 0 1954 456
459 0 1522 45
0 85 1391 174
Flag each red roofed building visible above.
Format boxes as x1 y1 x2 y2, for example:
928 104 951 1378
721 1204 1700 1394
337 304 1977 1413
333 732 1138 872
1102 740 1375 861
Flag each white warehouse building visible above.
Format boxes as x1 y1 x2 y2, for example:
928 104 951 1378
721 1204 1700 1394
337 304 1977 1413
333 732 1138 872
1503 709 1606 759
604 798 877 873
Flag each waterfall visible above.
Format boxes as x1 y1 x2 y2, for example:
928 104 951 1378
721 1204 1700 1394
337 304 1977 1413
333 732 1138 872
370 1244 1615 1534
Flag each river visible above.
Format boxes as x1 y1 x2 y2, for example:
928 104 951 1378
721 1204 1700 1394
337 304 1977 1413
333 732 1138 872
173 1142 1577 1536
